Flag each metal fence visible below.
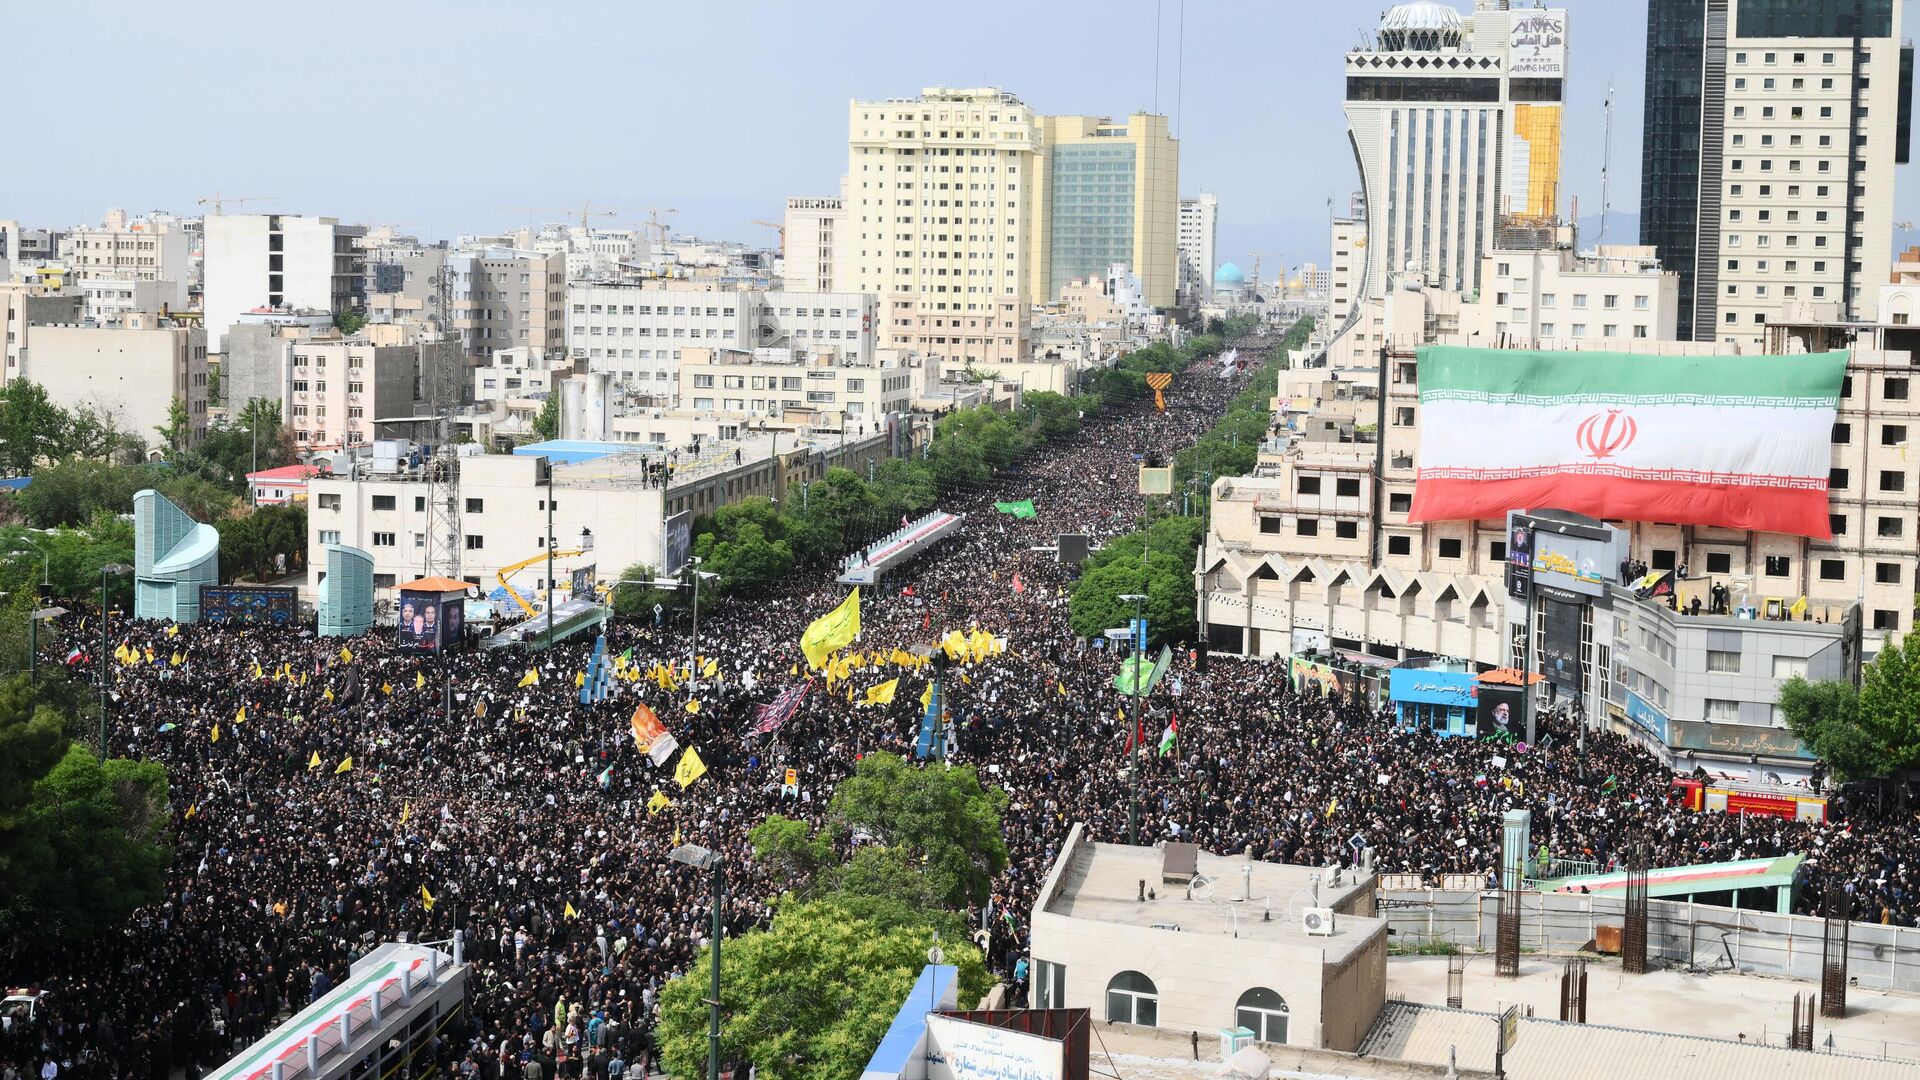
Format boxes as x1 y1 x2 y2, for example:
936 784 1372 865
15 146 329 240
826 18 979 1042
1381 889 1920 995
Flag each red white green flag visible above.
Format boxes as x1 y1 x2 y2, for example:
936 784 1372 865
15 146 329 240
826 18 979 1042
1408 346 1847 539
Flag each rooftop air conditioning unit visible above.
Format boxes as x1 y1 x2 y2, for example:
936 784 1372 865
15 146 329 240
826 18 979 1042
1301 907 1336 937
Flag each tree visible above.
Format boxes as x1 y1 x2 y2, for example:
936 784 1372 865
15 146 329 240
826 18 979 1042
657 898 989 1080
823 752 1009 909
0 676 170 942
532 393 561 441
1024 390 1082 441
1856 632 1920 789
705 523 794 593
608 562 680 620
0 381 70 477
156 397 192 454
333 310 368 336
791 468 880 557
1068 516 1203 646
1779 677 1879 781
868 458 938 524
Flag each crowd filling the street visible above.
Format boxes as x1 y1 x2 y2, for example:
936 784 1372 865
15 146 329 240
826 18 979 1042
5 333 1918 1080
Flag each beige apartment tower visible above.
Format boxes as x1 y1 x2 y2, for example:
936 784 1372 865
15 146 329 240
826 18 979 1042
1029 113 1180 308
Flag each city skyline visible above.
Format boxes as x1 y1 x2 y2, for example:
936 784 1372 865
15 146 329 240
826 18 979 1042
25 0 1919 278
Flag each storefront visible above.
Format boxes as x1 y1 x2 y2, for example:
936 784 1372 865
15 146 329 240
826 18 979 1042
1388 669 1479 737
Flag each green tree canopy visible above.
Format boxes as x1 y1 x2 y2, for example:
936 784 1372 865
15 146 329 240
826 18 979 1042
608 563 682 620
657 898 989 1080
532 393 561 441
1781 633 1920 788
1778 676 1876 781
1068 515 1203 646
0 381 70 477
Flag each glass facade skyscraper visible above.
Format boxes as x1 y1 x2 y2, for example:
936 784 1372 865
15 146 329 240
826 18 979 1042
1639 0 1712 341
1047 141 1137 299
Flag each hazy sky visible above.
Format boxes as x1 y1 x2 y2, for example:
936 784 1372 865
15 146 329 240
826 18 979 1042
13 0 1920 275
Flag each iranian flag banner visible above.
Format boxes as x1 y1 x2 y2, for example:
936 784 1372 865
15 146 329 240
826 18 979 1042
1408 346 1848 539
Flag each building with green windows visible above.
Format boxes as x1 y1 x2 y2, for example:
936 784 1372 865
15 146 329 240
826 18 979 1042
1029 113 1180 309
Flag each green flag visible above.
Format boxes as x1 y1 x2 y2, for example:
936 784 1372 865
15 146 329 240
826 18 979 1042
1112 646 1173 696
994 499 1037 519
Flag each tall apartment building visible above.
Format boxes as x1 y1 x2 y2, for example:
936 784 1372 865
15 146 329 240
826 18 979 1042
283 338 464 451
566 282 877 401
26 311 208 450
675 346 925 427
1177 193 1219 308
1029 113 1179 307
1640 0 1913 344
784 186 849 293
202 214 367 350
847 87 1038 367
63 209 192 313
447 248 566 360
1329 213 1366 335
1343 4 1569 303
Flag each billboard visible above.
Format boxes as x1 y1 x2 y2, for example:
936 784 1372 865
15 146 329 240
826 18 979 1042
570 563 597 600
1541 597 1582 693
200 585 298 625
926 1015 1064 1080
1410 347 1847 538
1508 9 1567 77
1477 684 1525 739
398 590 463 650
661 511 692 577
1506 523 1533 600
1290 656 1356 700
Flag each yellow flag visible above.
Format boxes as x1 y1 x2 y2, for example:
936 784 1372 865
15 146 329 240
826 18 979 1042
518 669 539 688
920 683 934 709
415 671 426 690
564 901 578 919
251 659 264 679
235 706 246 724
674 746 708 789
1057 682 1067 697
210 723 220 743
574 671 587 689
420 885 435 911
647 790 672 815
1328 797 1338 817
143 646 155 663
789 663 798 676
185 803 197 819
702 657 717 677
400 801 411 825
339 646 354 663
1790 595 1809 618
672 825 683 847
322 687 335 703
308 750 321 770
301 672 309 686
381 682 393 696
685 698 702 715
799 588 861 669
170 651 183 667
864 678 899 707
165 624 179 637
335 757 353 774
961 672 972 685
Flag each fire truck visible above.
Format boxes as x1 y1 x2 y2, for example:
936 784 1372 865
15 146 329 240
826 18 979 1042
1669 776 1828 823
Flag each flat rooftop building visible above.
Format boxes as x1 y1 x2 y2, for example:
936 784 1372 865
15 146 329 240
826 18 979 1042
1030 823 1387 1052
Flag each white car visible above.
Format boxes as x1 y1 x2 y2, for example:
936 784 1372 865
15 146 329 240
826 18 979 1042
0 991 46 1032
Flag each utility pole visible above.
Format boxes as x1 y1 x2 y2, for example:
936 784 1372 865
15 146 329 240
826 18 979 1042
545 461 556 653
1121 591 1148 845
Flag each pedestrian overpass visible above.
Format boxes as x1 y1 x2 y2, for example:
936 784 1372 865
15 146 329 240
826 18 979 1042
838 511 965 585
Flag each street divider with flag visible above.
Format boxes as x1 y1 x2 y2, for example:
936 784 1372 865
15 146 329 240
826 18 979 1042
800 587 861 669
1408 345 1848 538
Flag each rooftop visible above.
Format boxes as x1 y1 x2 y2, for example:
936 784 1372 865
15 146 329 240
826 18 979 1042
1044 838 1377 959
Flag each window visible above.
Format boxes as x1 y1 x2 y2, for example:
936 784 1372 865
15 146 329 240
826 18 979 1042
1389 493 1412 513
465 497 485 513
1236 988 1290 1045
1706 650 1741 673
1881 470 1906 493
1830 467 1850 489
317 493 341 511
1764 555 1790 577
1394 407 1415 426
1033 959 1067 1009
371 532 396 548
1888 378 1909 401
1297 476 1322 495
319 530 341 545
1706 552 1732 574
1878 516 1904 539
1876 562 1902 585
1832 422 1851 443
1874 610 1901 631
1704 699 1740 722
371 495 396 511
1259 516 1282 534
1107 971 1157 1026
464 534 485 550
1335 521 1359 539
1438 538 1463 559
1883 424 1906 446
1296 519 1319 537
1388 535 1412 555
1819 559 1846 581
1491 541 1508 562
1773 655 1809 679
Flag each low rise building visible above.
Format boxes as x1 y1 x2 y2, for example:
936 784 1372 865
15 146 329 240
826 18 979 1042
782 191 847 293
673 346 924 430
202 213 367 351
447 247 566 359
63 209 193 314
25 311 208 450
1030 823 1386 1052
0 281 85 383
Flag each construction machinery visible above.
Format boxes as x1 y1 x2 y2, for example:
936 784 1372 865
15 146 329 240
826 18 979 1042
750 219 785 248
197 192 275 215
495 549 590 620
640 207 678 248
510 201 635 230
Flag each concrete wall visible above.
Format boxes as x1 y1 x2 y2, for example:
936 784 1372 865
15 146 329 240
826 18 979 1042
1381 889 1920 995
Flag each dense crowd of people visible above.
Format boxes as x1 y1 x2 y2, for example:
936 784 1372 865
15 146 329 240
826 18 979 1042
4 335 1917 1080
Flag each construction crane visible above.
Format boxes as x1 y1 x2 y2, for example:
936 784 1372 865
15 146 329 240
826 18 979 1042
511 202 634 230
197 192 275 215
751 219 786 248
495 549 591 619
640 207 678 248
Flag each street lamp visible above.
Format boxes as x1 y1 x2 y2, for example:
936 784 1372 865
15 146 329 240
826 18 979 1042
97 562 132 759
609 558 716 696
669 842 727 1080
1118 592 1148 845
